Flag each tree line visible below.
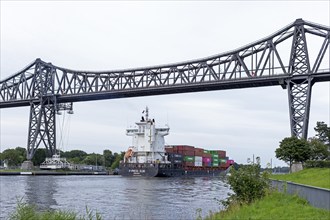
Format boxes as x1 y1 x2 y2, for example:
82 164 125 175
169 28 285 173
0 148 125 170
275 121 330 171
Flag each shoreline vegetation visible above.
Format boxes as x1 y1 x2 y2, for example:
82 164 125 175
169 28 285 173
9 201 102 220
7 168 330 220
206 190 330 220
206 168 330 220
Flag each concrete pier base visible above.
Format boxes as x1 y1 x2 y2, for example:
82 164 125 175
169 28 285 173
291 162 303 173
21 161 34 170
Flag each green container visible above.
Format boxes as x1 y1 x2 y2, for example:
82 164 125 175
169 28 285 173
212 163 219 167
220 159 227 163
184 156 194 162
213 158 219 162
212 154 219 158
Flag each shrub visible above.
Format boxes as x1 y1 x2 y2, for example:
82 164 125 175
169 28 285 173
225 164 270 206
304 160 330 168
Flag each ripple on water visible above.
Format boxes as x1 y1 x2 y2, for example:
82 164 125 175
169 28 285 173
0 175 231 219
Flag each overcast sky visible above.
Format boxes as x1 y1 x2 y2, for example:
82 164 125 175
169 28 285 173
1 1 329 167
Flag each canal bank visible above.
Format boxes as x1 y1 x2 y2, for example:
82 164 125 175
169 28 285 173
0 170 110 175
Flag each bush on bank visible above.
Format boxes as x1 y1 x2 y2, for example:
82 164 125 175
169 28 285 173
9 201 102 220
304 160 330 168
223 164 269 207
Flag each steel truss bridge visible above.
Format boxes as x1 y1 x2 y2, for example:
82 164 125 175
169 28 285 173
1 19 330 160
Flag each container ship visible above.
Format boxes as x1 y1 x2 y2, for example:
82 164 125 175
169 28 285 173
119 107 234 177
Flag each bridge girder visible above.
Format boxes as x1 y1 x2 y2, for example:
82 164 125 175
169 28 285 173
0 18 329 160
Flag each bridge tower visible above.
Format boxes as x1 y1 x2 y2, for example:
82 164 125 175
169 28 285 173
22 60 73 169
286 19 328 139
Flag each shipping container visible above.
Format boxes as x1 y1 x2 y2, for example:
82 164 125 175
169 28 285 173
212 162 219 167
203 161 212 167
194 151 204 156
203 153 212 158
194 156 203 162
226 159 234 166
220 159 227 164
177 150 195 156
174 145 195 151
168 153 183 162
183 156 194 162
220 163 228 168
212 154 219 158
202 157 211 163
183 161 194 167
212 158 219 163
194 161 203 167
209 150 218 155
217 150 226 158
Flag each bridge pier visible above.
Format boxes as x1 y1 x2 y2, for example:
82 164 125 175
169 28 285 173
287 78 313 139
21 160 34 170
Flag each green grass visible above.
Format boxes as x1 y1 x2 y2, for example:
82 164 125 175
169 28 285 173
0 169 30 172
206 191 330 220
9 201 102 220
270 168 330 189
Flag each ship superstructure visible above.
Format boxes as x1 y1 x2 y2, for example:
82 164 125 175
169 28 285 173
124 107 169 164
119 107 233 177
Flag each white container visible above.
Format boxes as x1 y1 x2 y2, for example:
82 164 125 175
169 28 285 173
194 156 203 162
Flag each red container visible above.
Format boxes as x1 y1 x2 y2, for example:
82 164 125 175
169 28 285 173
203 153 212 158
175 145 195 151
183 161 194 167
194 151 204 156
220 163 228 168
165 147 174 153
218 150 226 158
203 161 212 167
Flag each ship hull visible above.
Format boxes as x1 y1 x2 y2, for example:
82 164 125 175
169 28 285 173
119 163 227 177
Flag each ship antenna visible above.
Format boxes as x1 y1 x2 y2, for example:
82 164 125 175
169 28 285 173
146 106 149 121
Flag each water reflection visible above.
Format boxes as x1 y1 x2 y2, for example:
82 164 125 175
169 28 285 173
2 176 231 219
25 176 58 211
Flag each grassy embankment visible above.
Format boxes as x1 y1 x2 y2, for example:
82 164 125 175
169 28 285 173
270 168 330 189
206 168 330 220
206 191 330 220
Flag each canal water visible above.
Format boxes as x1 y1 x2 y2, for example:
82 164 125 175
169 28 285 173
0 175 231 220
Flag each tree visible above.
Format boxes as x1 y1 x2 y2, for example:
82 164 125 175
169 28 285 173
62 150 87 161
32 148 46 165
110 152 125 169
83 153 103 166
15 147 26 158
275 137 311 171
103 149 115 168
0 149 23 166
314 121 330 147
308 138 329 160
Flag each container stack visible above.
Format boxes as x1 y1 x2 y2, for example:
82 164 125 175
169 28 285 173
165 145 233 169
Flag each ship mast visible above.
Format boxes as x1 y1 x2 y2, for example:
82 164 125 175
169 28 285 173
145 106 149 121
